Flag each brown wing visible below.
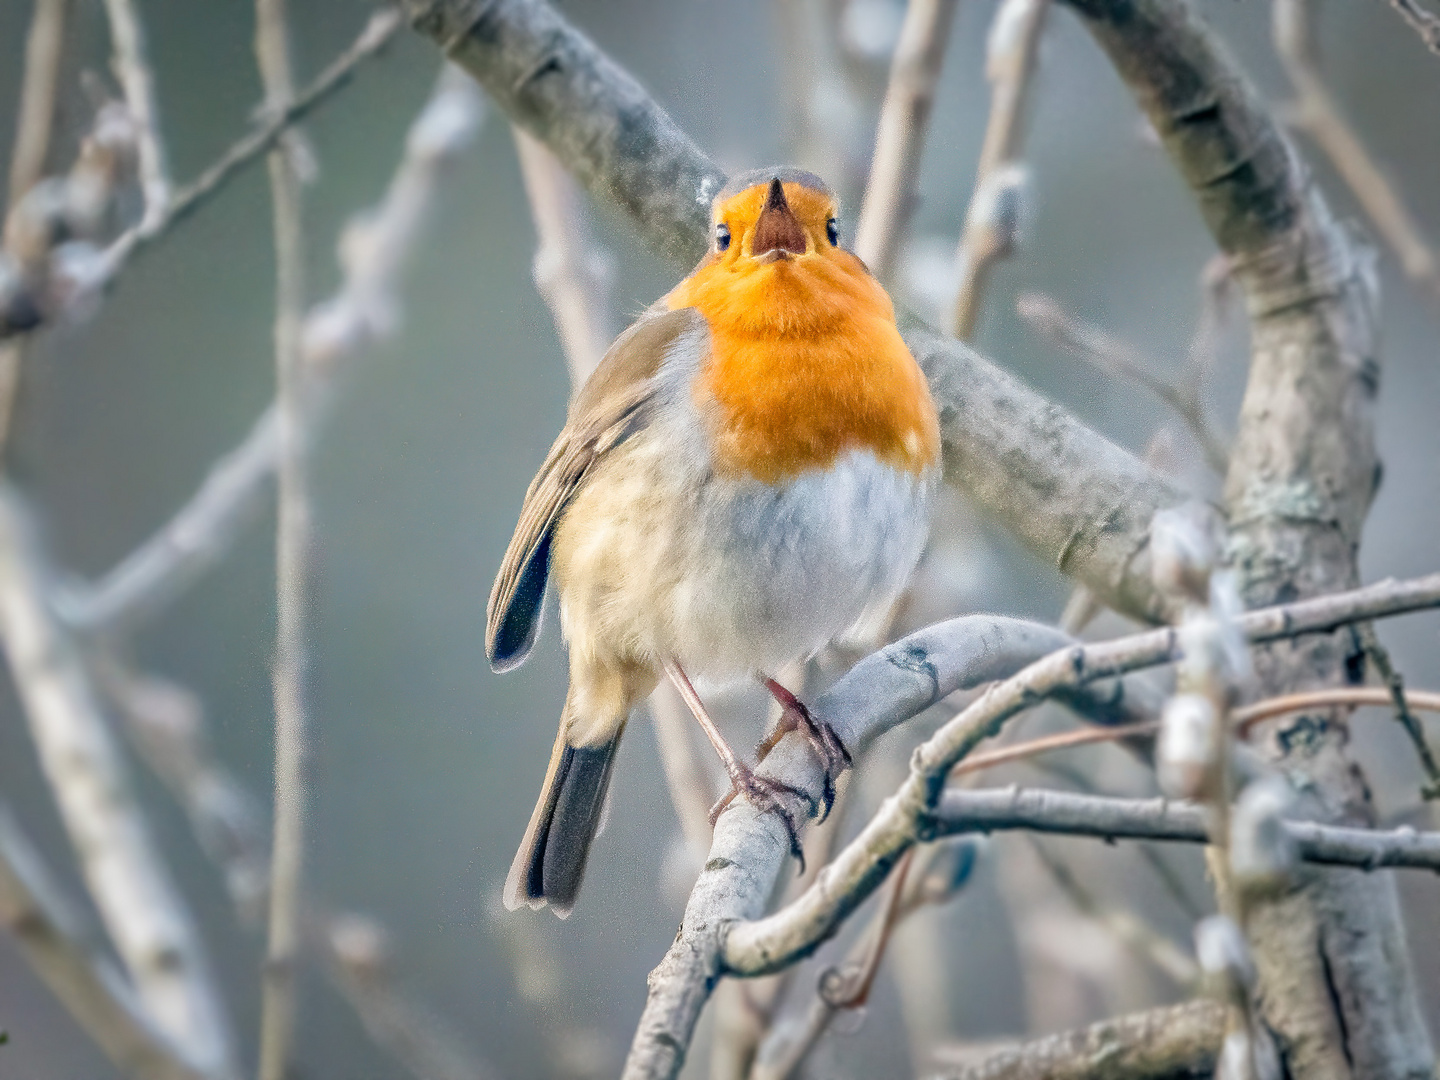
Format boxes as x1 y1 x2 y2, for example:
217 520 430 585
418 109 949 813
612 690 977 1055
486 306 707 671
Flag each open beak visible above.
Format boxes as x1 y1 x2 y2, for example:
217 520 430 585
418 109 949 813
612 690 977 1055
750 178 808 260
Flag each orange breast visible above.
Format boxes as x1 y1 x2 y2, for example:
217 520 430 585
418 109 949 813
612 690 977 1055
665 250 940 485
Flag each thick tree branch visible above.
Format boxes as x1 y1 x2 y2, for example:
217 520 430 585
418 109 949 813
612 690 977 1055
933 1000 1225 1080
1058 1 1428 1073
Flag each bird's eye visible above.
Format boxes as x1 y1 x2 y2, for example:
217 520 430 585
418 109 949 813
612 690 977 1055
826 217 839 246
715 222 731 252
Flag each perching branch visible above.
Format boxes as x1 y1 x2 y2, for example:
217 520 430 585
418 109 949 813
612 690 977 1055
0 487 238 1077
0 806 215 1080
851 0 959 280
949 0 1049 340
101 0 169 226
933 999 1225 1080
720 571 1440 979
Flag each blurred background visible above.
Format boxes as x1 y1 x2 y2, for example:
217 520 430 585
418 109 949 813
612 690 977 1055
0 1 1437 1077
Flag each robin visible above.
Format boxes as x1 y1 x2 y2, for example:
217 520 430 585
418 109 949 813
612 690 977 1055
489 169 940 916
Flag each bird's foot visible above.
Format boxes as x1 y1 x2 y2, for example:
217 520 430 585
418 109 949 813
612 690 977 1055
757 678 852 822
708 763 808 870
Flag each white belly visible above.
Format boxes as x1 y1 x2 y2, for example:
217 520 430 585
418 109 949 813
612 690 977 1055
553 436 937 684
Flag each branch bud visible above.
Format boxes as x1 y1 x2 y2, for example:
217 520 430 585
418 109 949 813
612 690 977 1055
1158 692 1218 799
1230 776 1297 892
1195 914 1255 1004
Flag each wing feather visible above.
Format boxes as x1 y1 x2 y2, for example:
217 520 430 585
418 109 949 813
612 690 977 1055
485 307 706 670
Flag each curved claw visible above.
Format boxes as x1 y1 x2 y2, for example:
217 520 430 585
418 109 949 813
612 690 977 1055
758 678 852 822
709 766 808 872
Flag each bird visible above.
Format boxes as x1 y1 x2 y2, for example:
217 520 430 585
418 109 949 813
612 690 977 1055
488 168 940 916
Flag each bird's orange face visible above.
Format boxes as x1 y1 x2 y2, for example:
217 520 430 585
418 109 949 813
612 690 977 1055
664 173 939 485
667 178 885 338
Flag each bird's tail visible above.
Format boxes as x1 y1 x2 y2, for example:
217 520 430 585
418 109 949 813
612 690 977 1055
503 691 624 918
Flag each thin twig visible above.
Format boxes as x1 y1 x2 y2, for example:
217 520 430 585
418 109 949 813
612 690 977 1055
1275 0 1440 299
948 0 1049 340
0 487 238 1076
101 0 169 225
1389 0 1440 53
0 805 215 1080
512 127 613 388
851 0 959 280
1352 623 1440 798
929 786 1440 872
1017 291 1230 473
255 0 310 1074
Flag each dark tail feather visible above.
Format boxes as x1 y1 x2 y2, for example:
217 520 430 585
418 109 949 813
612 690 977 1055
503 708 623 918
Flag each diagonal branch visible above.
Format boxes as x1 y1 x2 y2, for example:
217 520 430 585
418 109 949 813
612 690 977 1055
1388 0 1440 56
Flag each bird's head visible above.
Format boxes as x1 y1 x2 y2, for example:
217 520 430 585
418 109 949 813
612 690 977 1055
669 169 886 335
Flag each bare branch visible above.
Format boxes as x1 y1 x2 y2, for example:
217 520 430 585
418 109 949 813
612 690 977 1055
949 0 1049 340
254 0 311 1073
55 65 484 637
513 127 614 388
1388 0 1440 54
7 0 68 209
932 1000 1225 1080
721 570 1440 979
101 0 169 225
1016 291 1229 474
852 0 959 280
0 488 238 1076
1275 0 1440 300
0 805 215 1080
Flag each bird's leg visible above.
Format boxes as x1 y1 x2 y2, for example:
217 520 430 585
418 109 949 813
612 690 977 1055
756 676 852 822
661 659 807 865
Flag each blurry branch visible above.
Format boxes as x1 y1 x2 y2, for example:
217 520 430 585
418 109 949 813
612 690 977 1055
324 914 499 1080
0 0 69 454
931 786 1440 872
0 806 215 1080
54 66 485 637
949 0 1049 341
1017 291 1230 474
7 0 68 207
0 8 404 340
513 128 614 388
1389 0 1440 53
932 1000 1225 1080
101 0 169 226
1024 838 1199 987
1233 685 1440 735
254 0 311 1073
0 489 238 1077
1274 0 1440 300
851 0 959 280
101 660 496 1080
721 570 1440 978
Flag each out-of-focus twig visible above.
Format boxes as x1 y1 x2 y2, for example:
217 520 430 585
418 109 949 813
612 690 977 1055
0 805 215 1080
1017 291 1230 473
1388 0 1440 53
101 0 169 225
254 0 311 1074
0 8 404 341
852 0 959 280
0 488 238 1077
948 0 1049 340
55 65 484 637
1275 0 1440 299
1352 622 1440 798
513 127 613 388
1026 837 1199 987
